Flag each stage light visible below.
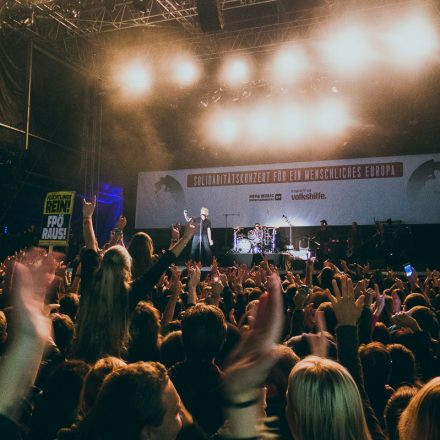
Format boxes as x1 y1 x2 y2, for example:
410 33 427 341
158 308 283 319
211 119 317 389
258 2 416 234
320 25 374 75
246 106 273 143
209 110 241 145
382 13 439 70
276 104 308 142
172 57 201 87
313 99 351 136
117 61 152 95
220 56 253 87
271 46 309 84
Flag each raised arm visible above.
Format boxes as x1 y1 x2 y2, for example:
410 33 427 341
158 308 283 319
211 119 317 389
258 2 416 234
169 220 196 257
0 261 51 423
329 276 386 440
223 274 283 438
108 215 127 248
129 221 196 310
82 196 98 252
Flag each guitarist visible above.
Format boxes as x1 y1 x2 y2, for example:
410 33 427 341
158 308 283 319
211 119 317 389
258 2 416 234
346 221 362 260
315 219 333 262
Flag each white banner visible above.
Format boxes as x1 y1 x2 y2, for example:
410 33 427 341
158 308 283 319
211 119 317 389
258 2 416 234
135 154 440 228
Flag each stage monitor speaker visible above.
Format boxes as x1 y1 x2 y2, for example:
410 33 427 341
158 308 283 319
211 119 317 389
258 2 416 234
196 0 223 32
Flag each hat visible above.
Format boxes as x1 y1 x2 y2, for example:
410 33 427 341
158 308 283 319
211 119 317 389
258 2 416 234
320 219 328 225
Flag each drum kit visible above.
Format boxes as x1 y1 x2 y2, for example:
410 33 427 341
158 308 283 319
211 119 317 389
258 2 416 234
232 225 277 254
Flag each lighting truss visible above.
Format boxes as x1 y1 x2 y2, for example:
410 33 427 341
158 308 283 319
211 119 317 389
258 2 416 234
1 0 436 73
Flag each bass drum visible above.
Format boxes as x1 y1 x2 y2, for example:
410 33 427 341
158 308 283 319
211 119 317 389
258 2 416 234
236 237 252 253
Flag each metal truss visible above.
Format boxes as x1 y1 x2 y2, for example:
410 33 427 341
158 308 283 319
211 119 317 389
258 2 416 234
2 0 436 72
2 0 280 40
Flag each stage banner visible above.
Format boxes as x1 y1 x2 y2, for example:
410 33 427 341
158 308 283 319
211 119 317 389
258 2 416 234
39 191 75 247
135 154 440 229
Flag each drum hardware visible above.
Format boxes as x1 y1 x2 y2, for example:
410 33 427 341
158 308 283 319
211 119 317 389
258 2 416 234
232 225 278 253
282 214 294 250
236 237 252 253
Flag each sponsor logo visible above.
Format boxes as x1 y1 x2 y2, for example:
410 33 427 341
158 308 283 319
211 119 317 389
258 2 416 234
249 193 282 202
291 189 327 201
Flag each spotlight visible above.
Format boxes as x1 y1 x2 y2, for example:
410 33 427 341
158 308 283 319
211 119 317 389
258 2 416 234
220 56 253 87
209 110 241 145
246 106 273 144
172 57 201 87
271 46 309 84
383 13 439 70
276 104 308 142
116 61 152 95
320 25 374 75
313 99 351 136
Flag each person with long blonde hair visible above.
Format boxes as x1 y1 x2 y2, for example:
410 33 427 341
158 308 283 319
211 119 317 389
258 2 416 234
74 197 195 363
74 245 132 362
398 377 440 440
286 356 372 440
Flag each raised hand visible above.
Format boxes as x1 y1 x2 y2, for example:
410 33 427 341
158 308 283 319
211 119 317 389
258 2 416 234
171 224 180 242
115 215 127 230
82 196 96 219
223 273 283 400
183 219 196 239
327 276 365 326
373 283 385 317
188 262 202 291
391 290 402 314
391 312 421 332
211 256 219 275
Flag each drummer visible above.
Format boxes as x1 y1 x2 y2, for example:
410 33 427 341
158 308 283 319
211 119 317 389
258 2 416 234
249 223 264 251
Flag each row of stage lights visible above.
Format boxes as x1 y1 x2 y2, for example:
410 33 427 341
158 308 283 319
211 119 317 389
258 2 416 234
114 10 440 96
203 99 351 146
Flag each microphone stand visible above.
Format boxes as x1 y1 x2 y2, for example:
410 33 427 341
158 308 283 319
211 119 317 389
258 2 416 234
224 213 240 249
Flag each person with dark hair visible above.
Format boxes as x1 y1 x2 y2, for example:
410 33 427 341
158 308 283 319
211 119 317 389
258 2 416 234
266 344 299 440
160 331 185 369
359 342 394 426
372 322 391 345
80 362 184 440
387 344 418 389
51 314 75 357
29 360 90 440
127 301 161 363
59 293 79 322
384 386 418 440
403 293 430 310
319 266 335 293
409 305 439 340
168 304 227 435
127 232 157 279
79 357 127 417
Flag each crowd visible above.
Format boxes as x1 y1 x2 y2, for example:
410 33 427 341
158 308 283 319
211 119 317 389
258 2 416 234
0 197 439 440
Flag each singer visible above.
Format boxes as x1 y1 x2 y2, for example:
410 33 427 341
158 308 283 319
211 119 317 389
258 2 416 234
183 207 213 265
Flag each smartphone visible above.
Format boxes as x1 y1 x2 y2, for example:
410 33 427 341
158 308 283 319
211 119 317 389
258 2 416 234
403 263 413 278
299 285 309 297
